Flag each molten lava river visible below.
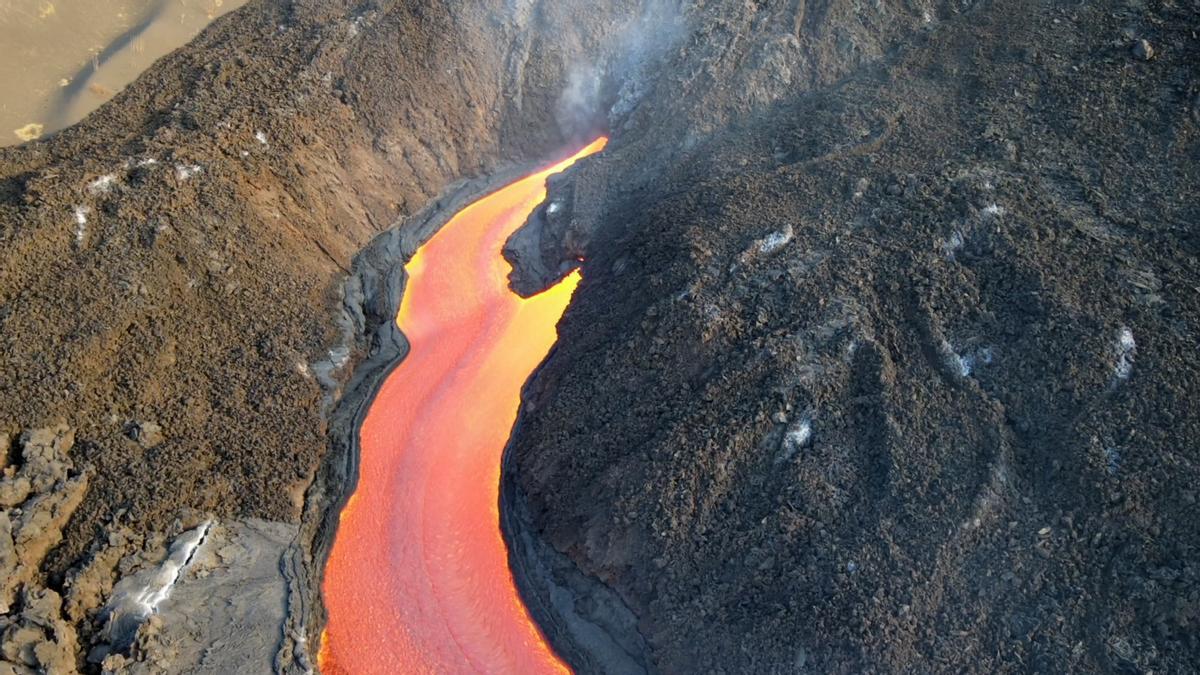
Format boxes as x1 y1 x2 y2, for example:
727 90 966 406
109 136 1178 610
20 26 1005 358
319 138 606 674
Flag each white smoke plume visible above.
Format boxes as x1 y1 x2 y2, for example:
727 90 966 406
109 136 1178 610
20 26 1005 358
555 0 686 136
558 64 605 136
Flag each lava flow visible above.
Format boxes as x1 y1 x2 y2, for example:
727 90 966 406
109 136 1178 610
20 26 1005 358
319 138 606 674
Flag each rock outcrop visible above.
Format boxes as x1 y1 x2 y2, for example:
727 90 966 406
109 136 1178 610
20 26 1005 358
1 586 80 675
0 425 87 674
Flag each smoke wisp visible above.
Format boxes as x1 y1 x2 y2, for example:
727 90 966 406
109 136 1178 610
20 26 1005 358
555 0 686 137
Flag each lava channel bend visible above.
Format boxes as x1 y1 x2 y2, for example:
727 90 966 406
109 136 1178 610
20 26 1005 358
320 138 606 674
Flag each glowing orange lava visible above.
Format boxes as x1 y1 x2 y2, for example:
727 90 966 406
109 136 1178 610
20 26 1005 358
320 138 606 674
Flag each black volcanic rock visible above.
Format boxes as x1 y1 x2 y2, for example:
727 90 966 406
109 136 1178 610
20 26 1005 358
502 0 1200 672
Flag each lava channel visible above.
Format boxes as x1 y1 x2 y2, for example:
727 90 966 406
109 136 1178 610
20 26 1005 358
319 138 606 674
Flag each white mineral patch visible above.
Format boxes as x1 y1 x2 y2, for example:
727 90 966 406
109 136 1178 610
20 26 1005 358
942 340 972 377
942 341 993 378
759 224 794 255
844 339 859 360
942 230 965 258
329 346 351 369
778 416 812 463
982 203 1006 217
175 164 203 181
137 521 210 615
547 201 562 215
1114 326 1136 380
136 158 159 167
72 206 90 244
88 174 116 195
255 130 269 145
102 521 213 648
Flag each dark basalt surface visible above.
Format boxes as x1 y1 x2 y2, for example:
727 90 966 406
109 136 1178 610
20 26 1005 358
503 0 1200 672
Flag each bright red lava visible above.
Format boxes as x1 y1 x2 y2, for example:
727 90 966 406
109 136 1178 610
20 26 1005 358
319 138 606 674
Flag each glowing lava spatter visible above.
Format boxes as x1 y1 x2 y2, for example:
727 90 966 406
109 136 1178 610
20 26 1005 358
320 138 606 674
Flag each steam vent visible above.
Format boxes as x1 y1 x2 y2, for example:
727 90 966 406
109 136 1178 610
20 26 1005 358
0 1 1197 673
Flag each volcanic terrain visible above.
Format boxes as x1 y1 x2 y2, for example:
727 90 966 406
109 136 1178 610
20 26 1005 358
0 0 1197 673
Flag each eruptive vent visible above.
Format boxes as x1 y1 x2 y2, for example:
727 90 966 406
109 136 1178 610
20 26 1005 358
319 138 607 673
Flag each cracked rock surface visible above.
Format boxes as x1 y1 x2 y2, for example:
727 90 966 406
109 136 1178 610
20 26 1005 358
0 426 87 674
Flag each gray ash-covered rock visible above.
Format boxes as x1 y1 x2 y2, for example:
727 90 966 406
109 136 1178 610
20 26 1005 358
502 0 1200 672
89 519 296 675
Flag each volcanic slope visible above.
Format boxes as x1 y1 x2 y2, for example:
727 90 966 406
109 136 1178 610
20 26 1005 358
0 0 644 668
501 0 1200 672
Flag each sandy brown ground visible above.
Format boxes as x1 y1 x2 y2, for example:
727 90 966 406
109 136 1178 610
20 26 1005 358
0 0 250 147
